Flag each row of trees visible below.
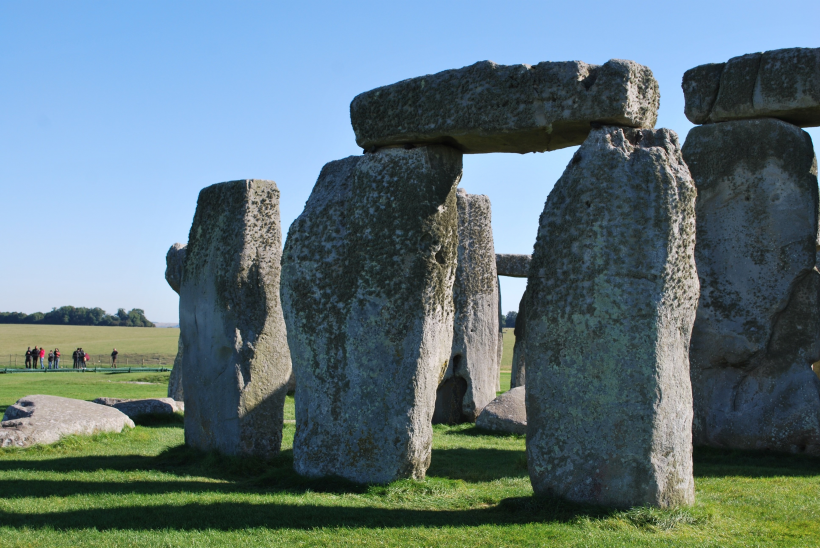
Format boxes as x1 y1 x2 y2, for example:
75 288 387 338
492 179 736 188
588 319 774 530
502 310 518 328
0 307 154 327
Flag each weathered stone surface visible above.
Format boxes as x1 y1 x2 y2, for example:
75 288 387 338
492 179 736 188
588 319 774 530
351 59 659 154
683 47 820 127
93 397 183 418
683 118 820 455
180 179 292 459
526 126 698 508
165 243 186 401
165 243 186 294
168 336 184 401
1 395 134 448
476 386 526 435
433 189 499 424
510 291 527 390
281 146 462 483
495 254 532 278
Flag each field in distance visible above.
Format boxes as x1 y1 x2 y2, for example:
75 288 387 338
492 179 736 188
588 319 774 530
0 324 179 367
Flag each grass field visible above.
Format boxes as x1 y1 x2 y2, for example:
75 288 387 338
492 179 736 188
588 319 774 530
0 324 179 367
2 334 819 546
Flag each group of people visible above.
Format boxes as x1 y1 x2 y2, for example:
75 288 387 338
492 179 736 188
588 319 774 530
24 346 62 369
23 347 120 369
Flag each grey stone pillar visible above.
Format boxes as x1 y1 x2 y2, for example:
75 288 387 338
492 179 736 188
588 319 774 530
433 190 499 423
281 146 462 484
526 126 698 508
165 243 186 402
180 179 292 459
683 118 820 455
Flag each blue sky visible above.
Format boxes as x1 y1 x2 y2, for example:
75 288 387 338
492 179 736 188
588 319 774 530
1 1 818 322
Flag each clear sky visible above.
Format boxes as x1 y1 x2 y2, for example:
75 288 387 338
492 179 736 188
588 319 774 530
1 1 818 323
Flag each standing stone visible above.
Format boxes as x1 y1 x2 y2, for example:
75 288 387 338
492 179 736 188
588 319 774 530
351 59 659 154
682 47 820 127
683 118 820 455
281 146 462 484
433 189 499 424
526 126 698 508
180 179 292 459
510 290 527 390
165 243 186 401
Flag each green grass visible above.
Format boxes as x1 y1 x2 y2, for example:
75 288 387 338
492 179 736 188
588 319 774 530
501 327 515 369
0 324 179 367
1 364 818 546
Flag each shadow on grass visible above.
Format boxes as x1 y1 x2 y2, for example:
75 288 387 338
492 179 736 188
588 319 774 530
0 496 615 531
693 446 820 478
132 413 185 428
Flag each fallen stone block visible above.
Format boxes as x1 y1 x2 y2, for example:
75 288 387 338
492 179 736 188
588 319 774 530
434 189 499 424
1 395 134 448
180 179 293 459
526 126 698 508
495 254 531 278
351 59 659 154
92 397 183 418
683 117 820 455
281 146 462 483
683 47 820 127
476 386 526 435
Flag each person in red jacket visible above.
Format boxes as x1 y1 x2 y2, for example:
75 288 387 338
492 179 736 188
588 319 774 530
39 347 45 369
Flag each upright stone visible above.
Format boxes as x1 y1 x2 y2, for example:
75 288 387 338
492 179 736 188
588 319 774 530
351 59 659 154
165 243 186 401
682 47 820 127
180 179 292 458
510 290 527 390
526 126 698 508
433 189 499 424
683 118 820 455
281 146 462 484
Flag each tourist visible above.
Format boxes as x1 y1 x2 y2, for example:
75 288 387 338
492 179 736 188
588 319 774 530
72 348 78 369
48 350 54 369
111 348 118 368
31 346 38 369
83 350 89 369
54 348 60 369
39 347 45 369
25 347 32 369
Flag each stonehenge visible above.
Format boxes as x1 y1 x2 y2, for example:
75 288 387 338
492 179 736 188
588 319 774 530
166 51 820 507
525 126 698 508
281 148 462 484
433 189 499 424
165 243 186 401
683 112 820 453
180 179 292 459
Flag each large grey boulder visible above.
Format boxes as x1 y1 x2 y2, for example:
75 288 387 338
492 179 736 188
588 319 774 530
180 179 292 459
165 243 186 401
510 290 527 390
1 395 134 448
93 397 183 418
433 189 499 424
281 146 462 484
683 47 820 127
476 386 526 435
351 59 659 154
683 118 820 455
525 126 698 508
496 254 531 278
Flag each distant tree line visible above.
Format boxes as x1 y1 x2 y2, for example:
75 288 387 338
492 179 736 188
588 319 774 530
0 307 155 327
502 310 518 328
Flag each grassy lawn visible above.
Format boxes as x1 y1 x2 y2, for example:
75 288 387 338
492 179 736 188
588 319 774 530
0 324 180 367
1 355 819 546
